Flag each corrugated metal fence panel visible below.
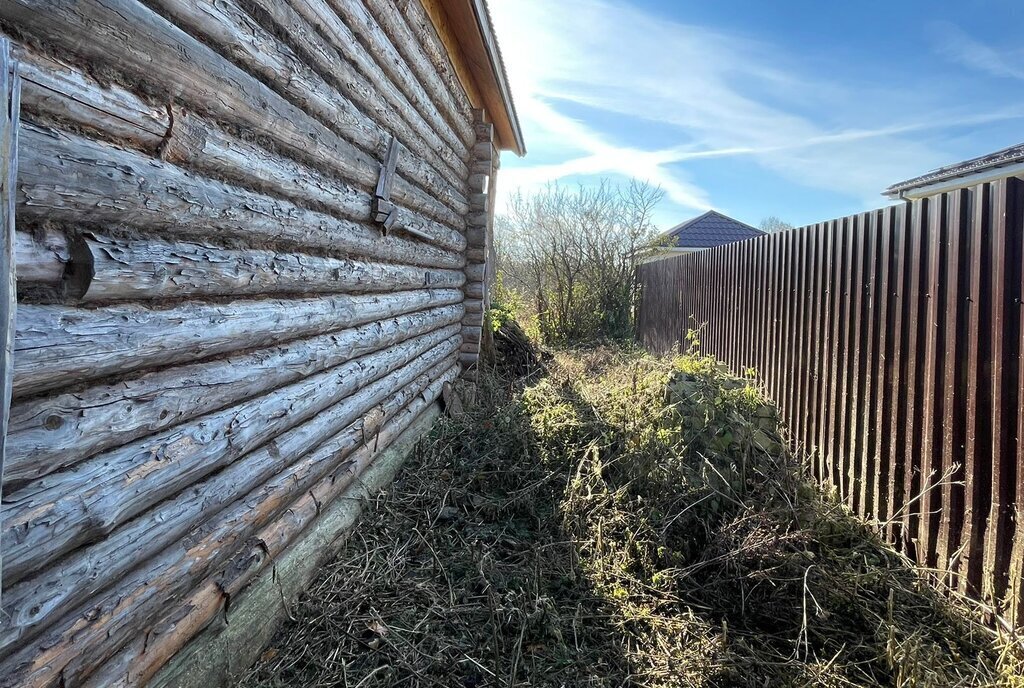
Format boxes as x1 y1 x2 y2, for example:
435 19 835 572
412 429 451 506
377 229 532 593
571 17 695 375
635 177 1024 625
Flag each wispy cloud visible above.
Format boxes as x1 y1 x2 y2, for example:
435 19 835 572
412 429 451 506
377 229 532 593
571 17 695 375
489 0 1024 224
500 99 714 210
929 21 1024 81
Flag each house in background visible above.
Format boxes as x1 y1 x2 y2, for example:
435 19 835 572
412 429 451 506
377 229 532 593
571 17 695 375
884 141 1024 200
642 210 765 263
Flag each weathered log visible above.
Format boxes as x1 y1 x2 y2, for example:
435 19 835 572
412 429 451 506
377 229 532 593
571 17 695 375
14 229 67 285
14 43 463 233
470 154 492 181
466 225 487 248
2 331 460 586
242 0 468 172
349 0 474 148
13 287 462 397
162 110 466 246
467 212 490 229
462 155 486 361
469 191 488 212
13 230 456 300
0 37 17 596
146 0 468 191
474 114 495 135
0 0 468 216
5 306 462 484
17 124 464 270
465 281 484 299
0 364 453 686
389 0 476 138
78 233 465 301
274 0 469 159
81 376 450 688
0 349 455 666
17 49 169 150
469 172 488 194
102 366 456 688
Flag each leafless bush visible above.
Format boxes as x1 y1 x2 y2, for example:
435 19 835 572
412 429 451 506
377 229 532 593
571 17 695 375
496 179 664 345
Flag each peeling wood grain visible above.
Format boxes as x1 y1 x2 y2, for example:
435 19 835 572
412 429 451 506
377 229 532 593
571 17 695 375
5 307 463 483
161 109 466 246
88 365 456 688
0 347 455 665
147 0 468 192
0 1 492 682
13 287 463 397
347 0 473 149
0 36 18 602
16 47 169 149
390 0 475 140
15 42 464 233
14 229 68 286
17 124 464 270
1 332 460 587
244 0 470 172
0 0 469 217
79 233 465 301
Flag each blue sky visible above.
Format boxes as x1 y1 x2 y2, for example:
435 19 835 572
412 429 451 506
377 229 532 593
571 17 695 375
488 0 1024 230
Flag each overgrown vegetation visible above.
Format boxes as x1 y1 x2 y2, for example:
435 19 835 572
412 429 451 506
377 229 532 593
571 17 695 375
241 345 1023 687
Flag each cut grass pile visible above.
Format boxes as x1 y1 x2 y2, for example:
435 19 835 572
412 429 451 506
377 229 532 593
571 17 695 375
240 345 1023 687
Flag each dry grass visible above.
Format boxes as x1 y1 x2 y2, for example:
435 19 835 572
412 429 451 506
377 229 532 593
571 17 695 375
239 345 1024 688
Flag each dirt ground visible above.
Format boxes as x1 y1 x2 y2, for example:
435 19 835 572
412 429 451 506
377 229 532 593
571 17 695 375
239 347 1023 688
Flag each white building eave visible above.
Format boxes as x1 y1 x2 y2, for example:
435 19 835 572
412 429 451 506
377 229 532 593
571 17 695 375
885 161 1024 200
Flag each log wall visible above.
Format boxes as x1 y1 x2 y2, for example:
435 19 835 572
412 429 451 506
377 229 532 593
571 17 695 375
0 0 500 684
459 110 497 377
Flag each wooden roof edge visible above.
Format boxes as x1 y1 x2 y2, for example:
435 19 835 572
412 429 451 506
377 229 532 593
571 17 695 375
425 0 526 156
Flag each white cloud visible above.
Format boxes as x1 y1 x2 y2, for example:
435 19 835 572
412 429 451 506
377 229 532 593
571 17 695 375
929 21 1024 81
488 0 1024 223
499 98 714 210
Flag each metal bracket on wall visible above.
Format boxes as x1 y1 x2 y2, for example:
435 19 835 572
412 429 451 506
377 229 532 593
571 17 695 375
0 37 22 603
372 136 400 234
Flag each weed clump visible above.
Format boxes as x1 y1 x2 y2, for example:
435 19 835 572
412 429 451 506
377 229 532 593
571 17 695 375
242 345 1022 688
537 349 1022 686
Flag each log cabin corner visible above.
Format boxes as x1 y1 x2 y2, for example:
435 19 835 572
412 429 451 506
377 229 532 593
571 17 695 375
0 0 523 685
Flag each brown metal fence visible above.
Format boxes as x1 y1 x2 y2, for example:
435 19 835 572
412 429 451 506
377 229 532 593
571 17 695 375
636 176 1024 625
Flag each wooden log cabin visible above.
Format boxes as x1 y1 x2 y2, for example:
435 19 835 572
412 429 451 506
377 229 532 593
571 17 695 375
0 0 524 685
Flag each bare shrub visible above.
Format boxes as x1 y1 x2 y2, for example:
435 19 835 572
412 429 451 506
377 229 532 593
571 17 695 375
496 179 664 345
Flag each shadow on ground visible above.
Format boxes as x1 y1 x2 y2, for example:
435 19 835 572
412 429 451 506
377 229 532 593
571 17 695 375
239 347 1022 688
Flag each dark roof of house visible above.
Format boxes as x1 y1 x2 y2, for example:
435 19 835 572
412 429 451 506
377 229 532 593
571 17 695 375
884 141 1024 197
660 210 764 249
